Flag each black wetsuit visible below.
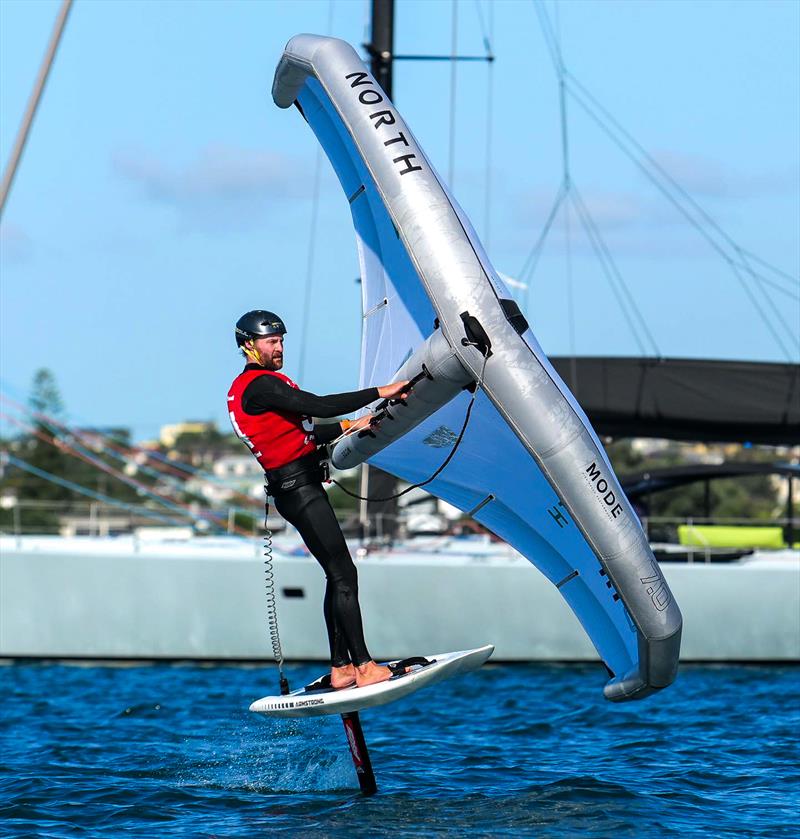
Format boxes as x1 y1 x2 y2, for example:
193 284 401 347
241 365 379 668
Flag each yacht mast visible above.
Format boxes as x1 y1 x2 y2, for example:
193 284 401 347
0 0 73 218
359 0 398 541
367 0 395 98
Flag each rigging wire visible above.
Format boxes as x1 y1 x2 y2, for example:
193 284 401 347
298 148 323 383
298 0 337 383
739 248 800 288
746 276 800 356
533 0 562 73
3 453 192 529
141 447 262 504
725 262 795 360
569 190 658 355
42 417 211 499
564 80 800 317
473 0 491 49
1 392 262 517
75 441 260 526
530 0 658 356
520 182 567 301
551 0 580 388
531 0 798 361
563 194 578 392
565 81 799 359
566 81 799 304
0 381 263 503
1 411 243 534
552 0 562 62
521 2 571 294
565 71 800 297
569 186 656 356
477 0 496 252
448 0 459 189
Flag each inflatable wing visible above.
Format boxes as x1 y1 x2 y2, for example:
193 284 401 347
272 35 682 701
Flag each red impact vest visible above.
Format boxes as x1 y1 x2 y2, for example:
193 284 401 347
227 369 317 471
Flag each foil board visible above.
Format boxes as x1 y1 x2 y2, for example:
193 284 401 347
249 645 494 719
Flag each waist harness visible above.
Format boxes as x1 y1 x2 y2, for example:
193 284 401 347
265 450 329 496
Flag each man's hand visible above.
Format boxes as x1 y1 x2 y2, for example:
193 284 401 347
377 380 411 400
344 414 375 435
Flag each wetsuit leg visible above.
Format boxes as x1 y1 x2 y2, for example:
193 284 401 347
273 483 372 667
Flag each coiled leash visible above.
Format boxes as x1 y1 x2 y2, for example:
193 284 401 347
262 485 290 695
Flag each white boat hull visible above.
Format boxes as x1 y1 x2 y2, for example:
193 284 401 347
1 536 797 662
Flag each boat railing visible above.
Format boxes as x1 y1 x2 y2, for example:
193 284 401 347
0 499 267 538
1 501 797 562
0 499 392 540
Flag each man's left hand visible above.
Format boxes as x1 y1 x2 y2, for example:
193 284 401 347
344 415 374 434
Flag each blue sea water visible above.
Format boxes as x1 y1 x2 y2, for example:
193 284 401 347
1 661 798 837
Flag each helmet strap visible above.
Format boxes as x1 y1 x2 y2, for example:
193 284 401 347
243 343 262 365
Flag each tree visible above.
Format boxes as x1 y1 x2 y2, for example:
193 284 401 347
0 369 71 531
24 368 69 497
29 368 64 418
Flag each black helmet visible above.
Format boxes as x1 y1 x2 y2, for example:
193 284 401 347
235 310 286 347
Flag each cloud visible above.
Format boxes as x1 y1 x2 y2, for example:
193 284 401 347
514 186 645 231
112 144 308 231
512 153 796 248
504 183 726 261
651 150 798 200
0 223 32 263
650 151 731 198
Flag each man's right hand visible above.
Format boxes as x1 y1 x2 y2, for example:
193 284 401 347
377 380 411 400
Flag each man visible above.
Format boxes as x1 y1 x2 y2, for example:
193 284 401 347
228 310 410 688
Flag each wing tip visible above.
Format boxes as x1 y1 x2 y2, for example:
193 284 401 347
603 623 683 702
273 34 365 108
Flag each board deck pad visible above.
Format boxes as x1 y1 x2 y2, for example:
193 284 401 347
250 645 494 718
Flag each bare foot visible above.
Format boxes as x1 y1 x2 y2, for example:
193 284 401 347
355 660 399 687
330 663 356 689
